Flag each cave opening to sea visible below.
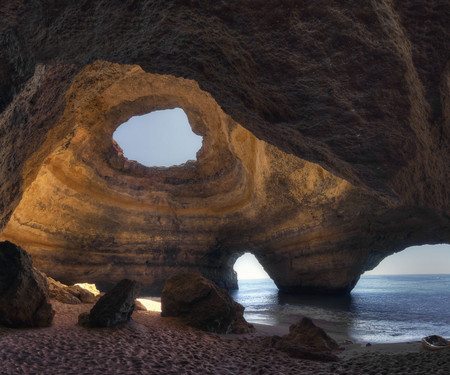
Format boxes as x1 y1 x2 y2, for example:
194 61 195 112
231 244 450 342
113 108 203 167
233 253 272 283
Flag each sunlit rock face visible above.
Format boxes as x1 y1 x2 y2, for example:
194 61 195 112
0 2 449 294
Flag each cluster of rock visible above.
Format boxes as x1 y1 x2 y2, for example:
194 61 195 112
0 241 54 327
161 273 254 334
1 241 339 363
263 317 341 362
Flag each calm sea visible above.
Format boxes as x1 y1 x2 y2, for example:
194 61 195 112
230 275 450 343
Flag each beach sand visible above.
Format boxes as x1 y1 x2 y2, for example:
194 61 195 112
0 300 449 375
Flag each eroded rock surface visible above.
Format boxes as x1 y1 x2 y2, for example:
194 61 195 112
80 279 140 328
0 2 449 294
0 241 54 327
161 273 253 334
46 275 98 304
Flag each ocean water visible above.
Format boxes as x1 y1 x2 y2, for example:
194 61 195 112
230 275 450 343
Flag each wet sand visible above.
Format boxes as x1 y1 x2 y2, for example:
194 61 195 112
0 300 448 374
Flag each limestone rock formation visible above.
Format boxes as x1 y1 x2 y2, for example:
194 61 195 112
263 317 340 362
46 276 98 304
0 2 449 294
81 279 140 328
161 273 252 334
0 241 54 327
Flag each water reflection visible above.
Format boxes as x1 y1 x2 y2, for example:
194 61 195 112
277 292 353 313
232 276 450 343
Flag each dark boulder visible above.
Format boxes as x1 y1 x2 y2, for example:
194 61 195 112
263 317 340 362
0 241 54 327
80 279 140 327
161 272 254 334
285 317 340 351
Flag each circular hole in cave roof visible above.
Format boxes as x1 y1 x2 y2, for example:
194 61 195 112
113 108 203 167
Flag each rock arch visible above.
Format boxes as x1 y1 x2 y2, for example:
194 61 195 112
0 2 449 294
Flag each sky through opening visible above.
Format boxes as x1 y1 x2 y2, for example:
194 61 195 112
233 253 270 280
113 108 202 167
363 244 450 275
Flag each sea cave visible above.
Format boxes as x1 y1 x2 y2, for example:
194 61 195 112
0 1 449 374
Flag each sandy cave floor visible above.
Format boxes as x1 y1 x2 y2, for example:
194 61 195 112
0 300 449 375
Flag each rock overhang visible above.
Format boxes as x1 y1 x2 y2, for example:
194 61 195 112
0 2 449 294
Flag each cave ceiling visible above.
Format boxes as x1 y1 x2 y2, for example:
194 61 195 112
0 1 448 294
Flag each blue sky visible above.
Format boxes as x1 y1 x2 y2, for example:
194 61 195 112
114 109 450 280
113 108 202 167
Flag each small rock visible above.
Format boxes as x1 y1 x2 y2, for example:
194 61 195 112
285 317 340 351
74 283 100 296
68 285 98 303
135 299 148 311
0 241 54 327
262 317 340 362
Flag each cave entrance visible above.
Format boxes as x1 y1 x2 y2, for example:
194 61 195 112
233 253 271 282
230 253 278 326
113 108 203 167
362 244 450 276
349 244 450 342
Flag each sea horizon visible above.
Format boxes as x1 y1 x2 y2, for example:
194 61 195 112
238 273 450 281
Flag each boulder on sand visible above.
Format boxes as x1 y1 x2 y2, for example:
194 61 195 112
0 241 54 327
161 272 254 334
79 279 140 327
263 317 340 362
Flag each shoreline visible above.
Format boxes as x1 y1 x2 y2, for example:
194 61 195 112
0 300 448 374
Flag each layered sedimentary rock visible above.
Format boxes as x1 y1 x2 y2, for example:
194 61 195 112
0 2 449 294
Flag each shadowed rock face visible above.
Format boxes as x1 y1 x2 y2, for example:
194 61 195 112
0 2 449 294
0 241 54 327
161 272 252 334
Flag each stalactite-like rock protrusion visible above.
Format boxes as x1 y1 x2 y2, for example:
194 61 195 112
0 2 449 294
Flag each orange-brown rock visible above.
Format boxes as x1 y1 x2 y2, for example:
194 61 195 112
0 2 449 294
45 275 99 304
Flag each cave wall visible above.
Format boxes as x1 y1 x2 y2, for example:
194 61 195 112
0 1 449 293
